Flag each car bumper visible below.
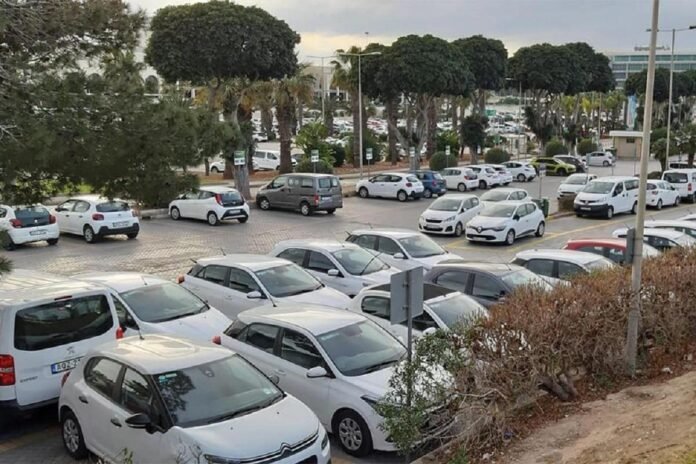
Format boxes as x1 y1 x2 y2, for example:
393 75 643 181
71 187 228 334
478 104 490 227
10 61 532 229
557 191 577 199
646 196 661 206
419 222 457 235
574 204 609 216
96 222 140 236
271 432 331 464
7 225 60 244
465 228 507 242
219 204 251 220
410 190 424 199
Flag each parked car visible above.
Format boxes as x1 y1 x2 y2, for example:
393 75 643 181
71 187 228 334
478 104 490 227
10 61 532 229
355 173 424 202
423 262 553 309
479 187 529 207
269 240 396 297
511 249 616 282
645 180 680 209
73 272 231 342
554 155 587 173
488 165 513 185
53 196 140 243
179 255 351 318
169 187 249 226
612 227 696 252
414 170 447 198
418 194 483 237
467 165 501 189
563 238 661 265
465 201 545 246
557 174 598 198
678 213 696 222
644 220 696 240
502 161 537 182
529 157 576 176
256 173 343 216
253 149 296 171
0 204 60 250
0 270 121 412
59 335 330 464
662 169 696 203
586 151 615 167
217 305 454 456
346 229 454 271
440 167 479 192
574 176 639 219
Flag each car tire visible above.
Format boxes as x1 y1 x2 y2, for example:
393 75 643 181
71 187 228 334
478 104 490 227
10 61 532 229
479 180 487 190
675 196 681 206
47 238 59 246
557 168 567 177
504 182 511 186
454 222 463 237
631 202 637 215
83 225 98 244
603 160 610 167
126 233 138 240
397 190 408 202
689 194 695 204
170 206 181 220
656 199 663 210
300 201 313 216
606 206 614 219
334 410 373 457
3 237 16 251
358 187 369 199
457 183 467 192
535 221 545 237
326 209 336 215
423 188 433 198
505 229 515 246
61 410 88 460
210 166 220 174
238 216 249 223
257 197 271 210
517 174 526 182
207 212 219 226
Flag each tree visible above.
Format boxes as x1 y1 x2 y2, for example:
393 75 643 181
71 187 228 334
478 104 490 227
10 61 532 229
652 137 676 172
577 139 597 156
273 70 315 173
332 46 363 166
452 35 508 114
676 124 696 167
625 68 671 102
545 139 567 157
460 114 488 164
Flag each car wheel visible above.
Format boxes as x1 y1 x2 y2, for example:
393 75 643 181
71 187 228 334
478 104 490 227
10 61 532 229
457 183 467 192
423 188 433 198
3 236 16 251
397 190 408 202
454 222 463 237
238 216 249 223
210 166 220 174
61 410 88 460
631 202 637 215
603 160 610 167
517 174 526 182
300 201 313 216
479 180 487 190
207 212 219 226
83 225 97 244
505 229 515 246
656 199 663 210
326 208 336 215
335 410 373 457
675 196 681 206
535 221 545 237
606 206 614 219
258 197 271 210
170 206 181 220
126 233 138 240
690 194 695 204
47 238 59 246
358 187 369 199
557 168 567 177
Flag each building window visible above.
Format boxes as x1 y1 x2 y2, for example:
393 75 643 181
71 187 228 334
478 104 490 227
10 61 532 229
614 55 631 62
626 138 635 144
628 64 646 71
613 72 626 80
676 54 696 62
655 55 671 62
630 55 648 62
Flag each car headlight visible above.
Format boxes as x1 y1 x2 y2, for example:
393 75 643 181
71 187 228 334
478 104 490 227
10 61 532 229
362 395 382 411
205 455 240 464
321 429 329 450
444 216 456 222
492 225 507 232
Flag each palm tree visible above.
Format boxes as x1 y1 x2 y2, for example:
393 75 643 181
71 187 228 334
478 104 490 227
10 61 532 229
332 46 361 166
273 68 315 173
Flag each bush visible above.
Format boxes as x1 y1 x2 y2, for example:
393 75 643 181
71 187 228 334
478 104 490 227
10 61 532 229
347 130 384 164
295 159 334 174
544 138 567 156
429 152 458 171
648 170 663 179
484 148 510 164
436 130 460 154
558 195 575 211
330 144 346 168
577 138 597 156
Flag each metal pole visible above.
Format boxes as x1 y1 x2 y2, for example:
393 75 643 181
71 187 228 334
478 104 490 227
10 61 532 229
627 0 660 377
667 28 675 162
320 56 326 125
358 55 364 179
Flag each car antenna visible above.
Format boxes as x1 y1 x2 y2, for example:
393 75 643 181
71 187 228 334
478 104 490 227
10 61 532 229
140 275 148 286
220 248 226 256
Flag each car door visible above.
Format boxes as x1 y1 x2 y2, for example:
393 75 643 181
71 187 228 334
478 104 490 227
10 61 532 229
458 198 480 225
71 200 92 235
276 248 308 267
234 323 282 375
266 152 280 170
193 191 214 220
375 235 410 270
185 265 230 313
558 261 586 280
306 250 349 294
625 179 639 210
523 259 556 279
223 267 266 315
266 176 289 208
432 270 471 295
368 174 388 196
471 273 506 306
54 199 78 233
176 191 198 218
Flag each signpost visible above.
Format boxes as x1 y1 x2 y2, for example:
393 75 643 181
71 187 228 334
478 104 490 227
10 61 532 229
409 147 416 171
538 162 546 199
445 145 451 168
366 148 373 176
311 149 319 173
233 150 246 166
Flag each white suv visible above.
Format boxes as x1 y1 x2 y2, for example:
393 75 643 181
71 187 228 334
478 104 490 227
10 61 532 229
0 204 60 250
466 201 545 246
169 187 250 226
53 196 140 243
355 173 424 201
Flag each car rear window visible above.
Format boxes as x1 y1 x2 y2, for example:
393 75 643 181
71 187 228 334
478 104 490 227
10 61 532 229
407 176 419 182
318 177 340 188
96 201 130 213
15 206 50 226
14 295 114 351
664 172 688 183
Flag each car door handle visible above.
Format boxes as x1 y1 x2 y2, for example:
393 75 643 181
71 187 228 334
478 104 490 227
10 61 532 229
274 369 286 376
110 418 122 428
78 395 89 404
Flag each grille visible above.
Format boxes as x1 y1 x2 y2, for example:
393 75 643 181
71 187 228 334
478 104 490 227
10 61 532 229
236 431 318 464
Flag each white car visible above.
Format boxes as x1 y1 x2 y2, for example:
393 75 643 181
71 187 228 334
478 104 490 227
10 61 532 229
612 227 696 252
59 335 329 464
209 159 225 174
511 249 616 282
53 196 140 243
557 173 598 198
253 150 296 171
503 161 537 182
179 254 351 318
574 176 639 219
440 167 479 192
644 220 696 240
466 201 545 246
269 240 397 297
489 164 513 185
346 228 455 272
646 180 680 209
586 151 615 167
0 204 60 250
467 165 501 189
217 305 454 456
356 173 425 202
73 272 231 342
479 187 529 207
662 169 696 202
169 186 250 226
418 194 483 237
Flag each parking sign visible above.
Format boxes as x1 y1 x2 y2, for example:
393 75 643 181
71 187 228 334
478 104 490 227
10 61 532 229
445 145 451 157
234 150 245 166
311 150 319 163
366 148 373 161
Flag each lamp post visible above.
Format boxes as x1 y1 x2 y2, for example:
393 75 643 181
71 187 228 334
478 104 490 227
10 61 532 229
506 77 523 156
307 55 337 126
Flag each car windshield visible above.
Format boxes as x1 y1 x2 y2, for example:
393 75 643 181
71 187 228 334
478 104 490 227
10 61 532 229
316 321 406 377
397 235 446 258
217 191 242 202
433 172 444 180
676 234 696 247
586 258 616 271
429 198 462 212
332 247 388 275
155 355 283 428
565 175 589 185
481 204 517 218
254 264 322 297
96 201 129 213
120 283 208 323
500 269 553 291
664 172 688 183
583 181 614 194
481 190 511 202
427 294 488 328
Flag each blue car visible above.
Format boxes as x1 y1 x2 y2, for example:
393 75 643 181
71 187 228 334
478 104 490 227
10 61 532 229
414 170 447 198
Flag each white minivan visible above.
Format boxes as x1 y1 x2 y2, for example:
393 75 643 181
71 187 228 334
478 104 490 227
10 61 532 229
662 169 696 203
0 270 121 411
574 176 640 219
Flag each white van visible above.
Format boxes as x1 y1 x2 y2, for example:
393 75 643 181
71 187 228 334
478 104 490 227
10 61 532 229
662 169 696 203
574 176 640 219
0 270 121 411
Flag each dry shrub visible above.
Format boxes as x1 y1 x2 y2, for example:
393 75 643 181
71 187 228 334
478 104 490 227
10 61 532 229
557 194 576 212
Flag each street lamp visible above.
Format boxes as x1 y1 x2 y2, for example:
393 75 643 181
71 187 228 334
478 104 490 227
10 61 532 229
338 51 382 179
307 55 337 125
506 77 523 157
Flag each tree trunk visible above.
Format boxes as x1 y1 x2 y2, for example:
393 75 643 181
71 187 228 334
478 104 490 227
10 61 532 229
426 97 437 160
204 158 210 176
324 96 335 136
277 95 295 174
405 97 414 138
261 106 274 139
478 89 486 115
688 152 695 168
297 101 304 131
386 97 399 165
351 90 360 167
450 99 458 129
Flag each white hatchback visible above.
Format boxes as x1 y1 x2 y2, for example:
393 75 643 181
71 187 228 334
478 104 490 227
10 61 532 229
59 335 329 464
356 173 424 202
488 164 513 185
440 167 479 192
0 204 60 250
466 201 545 246
646 180 680 209
467 165 501 189
53 196 140 243
479 187 529 208
169 187 250 226
557 174 598 198
503 161 537 182
586 151 615 167
418 194 483 237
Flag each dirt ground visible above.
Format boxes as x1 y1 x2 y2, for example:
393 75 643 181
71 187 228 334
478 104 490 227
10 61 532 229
497 371 696 464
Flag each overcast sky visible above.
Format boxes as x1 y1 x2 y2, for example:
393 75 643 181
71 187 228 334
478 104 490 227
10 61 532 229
133 0 696 62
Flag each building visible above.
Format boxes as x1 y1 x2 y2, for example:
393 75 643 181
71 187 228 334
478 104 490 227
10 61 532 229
303 65 348 101
605 51 696 89
609 130 643 160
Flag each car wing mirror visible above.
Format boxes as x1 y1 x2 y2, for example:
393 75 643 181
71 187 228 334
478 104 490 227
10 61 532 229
393 252 406 260
246 290 262 299
125 413 152 430
327 269 340 277
306 366 328 379
55 206 66 212
513 215 520 221
423 327 438 336
269 374 280 385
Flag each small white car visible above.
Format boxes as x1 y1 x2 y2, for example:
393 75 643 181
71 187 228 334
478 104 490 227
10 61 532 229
209 159 225 174
663 169 696 203
73 272 231 342
586 151 615 167
59 335 329 464
0 204 60 250
346 229 454 272
646 180 680 209
440 167 479 192
574 176 639 219
479 187 529 207
503 161 537 182
488 164 513 185
467 165 501 189
253 149 296 171
269 240 397 297
557 174 598 198
356 173 424 202
511 249 616 282
418 194 483 237
179 254 351 318
53 196 140 243
466 201 545 246
612 227 696 252
644 220 696 240
169 186 250 226
217 305 454 456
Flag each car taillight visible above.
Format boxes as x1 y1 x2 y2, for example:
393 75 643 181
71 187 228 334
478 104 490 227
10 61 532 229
406 182 412 187
92 213 104 221
116 327 124 339
9 219 21 228
212 336 221 345
313 194 319 206
651 190 658 195
61 372 71 387
689 183 693 192
49 214 57 224
0 355 15 386
176 275 185 284
215 194 223 206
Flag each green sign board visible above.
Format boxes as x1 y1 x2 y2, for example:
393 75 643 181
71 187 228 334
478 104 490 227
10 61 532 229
485 109 497 117
233 150 245 166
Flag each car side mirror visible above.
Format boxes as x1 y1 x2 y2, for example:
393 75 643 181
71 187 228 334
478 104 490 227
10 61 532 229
306 366 328 379
327 269 340 277
125 413 152 430
246 291 262 299
460 207 467 213
423 327 437 336
269 374 280 385
513 215 520 221
55 206 66 212
393 252 406 260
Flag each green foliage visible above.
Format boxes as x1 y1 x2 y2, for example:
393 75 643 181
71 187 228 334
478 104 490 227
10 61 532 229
577 138 597 156
347 130 384 164
295 159 334 174
509 43 581 95
563 42 615 93
452 35 508 92
295 122 335 165
625 69 671 102
329 144 346 168
484 148 511 164
652 126 668 142
545 139 568 157
436 130 460 154
429 152 458 171
652 137 677 172
676 124 696 167
460 114 488 152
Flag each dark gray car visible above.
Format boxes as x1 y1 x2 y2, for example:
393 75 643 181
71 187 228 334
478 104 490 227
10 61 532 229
256 173 343 216
423 261 553 308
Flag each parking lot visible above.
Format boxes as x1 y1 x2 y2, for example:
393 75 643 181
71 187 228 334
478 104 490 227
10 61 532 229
2 159 684 464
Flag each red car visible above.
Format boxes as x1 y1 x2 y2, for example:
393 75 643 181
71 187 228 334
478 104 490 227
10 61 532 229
563 238 660 265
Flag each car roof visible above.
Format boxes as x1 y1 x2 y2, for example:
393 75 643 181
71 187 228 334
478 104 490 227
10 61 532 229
431 261 524 276
566 238 627 247
644 220 696 229
369 283 458 301
430 193 477 202
615 227 685 239
199 186 240 194
484 187 525 194
0 270 107 305
375 172 412 177
92 335 232 375
67 195 110 203
591 176 638 182
350 228 419 239
664 168 696 173
287 173 336 178
72 272 170 294
238 304 366 336
488 200 532 207
275 239 362 252
515 249 606 265
196 254 290 272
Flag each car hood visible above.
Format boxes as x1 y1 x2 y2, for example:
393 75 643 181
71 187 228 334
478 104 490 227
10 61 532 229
180 396 320 461
142 308 230 343
558 183 585 193
280 286 351 309
413 253 455 271
420 210 460 221
575 192 609 202
467 215 510 228
361 268 398 285
347 361 453 403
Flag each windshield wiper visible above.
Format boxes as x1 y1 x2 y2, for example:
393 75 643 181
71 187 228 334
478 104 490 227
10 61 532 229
287 287 320 296
362 358 400 374
206 394 284 424
156 311 200 323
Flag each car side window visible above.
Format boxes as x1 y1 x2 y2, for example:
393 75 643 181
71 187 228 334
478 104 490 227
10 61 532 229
85 358 122 400
196 265 228 285
301 177 314 188
120 368 156 417
558 261 585 280
472 274 504 300
377 237 401 255
614 183 624 195
525 259 555 277
277 248 306 266
516 205 527 217
111 297 136 328
470 197 480 207
198 191 214 200
288 178 299 187
390 175 403 183
227 268 260 293
307 251 334 274
606 247 625 263
280 329 323 369
353 234 377 250
57 200 77 212
434 271 470 293
244 324 279 354
626 180 639 191
74 201 90 213
361 296 390 319
373 175 389 182
412 311 437 332
183 191 199 200
271 176 287 189
0 208 6 218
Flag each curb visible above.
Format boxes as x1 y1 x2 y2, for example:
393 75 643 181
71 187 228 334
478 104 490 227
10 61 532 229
547 211 575 221
139 208 169 220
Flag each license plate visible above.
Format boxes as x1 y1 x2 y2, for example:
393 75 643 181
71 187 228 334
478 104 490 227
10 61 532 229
581 207 591 211
226 208 240 214
29 230 47 236
425 226 441 231
321 196 332 201
51 357 82 374
113 221 129 228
